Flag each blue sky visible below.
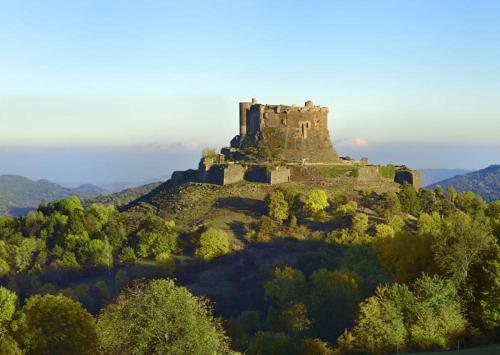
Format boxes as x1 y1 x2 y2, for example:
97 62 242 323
1 1 499 183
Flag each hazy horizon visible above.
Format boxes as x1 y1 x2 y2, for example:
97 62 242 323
1 1 499 183
1 142 497 186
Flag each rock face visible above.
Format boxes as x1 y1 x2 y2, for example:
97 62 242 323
231 99 339 163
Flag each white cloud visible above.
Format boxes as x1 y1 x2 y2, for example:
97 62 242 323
335 137 370 151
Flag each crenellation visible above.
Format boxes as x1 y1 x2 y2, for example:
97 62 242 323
171 99 420 189
233 98 338 163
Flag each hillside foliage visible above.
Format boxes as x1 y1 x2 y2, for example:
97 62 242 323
0 175 107 216
429 165 500 202
0 180 498 354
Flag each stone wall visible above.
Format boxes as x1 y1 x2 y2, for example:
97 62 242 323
358 166 383 181
394 169 422 189
267 166 291 184
290 164 358 181
233 99 339 163
208 164 246 185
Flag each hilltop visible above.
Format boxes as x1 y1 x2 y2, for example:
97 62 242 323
0 175 108 216
125 176 400 235
428 165 500 202
83 181 161 208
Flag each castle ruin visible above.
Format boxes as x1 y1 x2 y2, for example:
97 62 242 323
169 99 421 189
231 98 339 163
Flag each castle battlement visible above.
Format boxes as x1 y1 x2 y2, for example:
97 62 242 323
235 99 338 163
167 99 421 189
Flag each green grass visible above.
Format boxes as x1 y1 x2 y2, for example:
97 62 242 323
379 164 397 179
312 165 357 178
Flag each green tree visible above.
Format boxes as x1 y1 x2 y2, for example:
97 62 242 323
409 275 467 350
97 279 229 355
381 191 401 217
298 338 334 355
336 201 357 216
18 294 98 355
374 231 436 283
398 184 421 216
0 287 17 336
340 275 467 353
280 303 311 334
309 269 360 342
118 246 136 264
0 240 11 277
417 212 441 237
455 191 487 214
341 245 392 297
9 237 45 274
0 334 22 355
83 238 113 268
447 186 458 203
418 188 437 214
434 185 445 199
339 283 410 354
248 331 295 355
486 200 500 240
266 191 289 222
375 223 395 239
275 186 300 212
433 211 495 283
22 211 46 238
352 213 369 236
195 228 231 261
467 245 500 330
388 214 406 232
135 218 177 258
264 266 308 307
303 189 329 216
52 251 80 271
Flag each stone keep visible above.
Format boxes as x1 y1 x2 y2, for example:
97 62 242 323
231 99 339 163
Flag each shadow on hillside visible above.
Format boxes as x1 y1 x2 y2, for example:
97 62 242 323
215 197 265 217
175 238 343 317
228 221 247 242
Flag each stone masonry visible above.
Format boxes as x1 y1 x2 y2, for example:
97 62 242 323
231 98 339 163
169 99 421 189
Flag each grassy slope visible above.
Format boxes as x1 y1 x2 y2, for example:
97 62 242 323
125 177 400 247
83 181 161 208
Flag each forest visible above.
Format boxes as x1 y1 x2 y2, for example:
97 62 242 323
0 183 498 354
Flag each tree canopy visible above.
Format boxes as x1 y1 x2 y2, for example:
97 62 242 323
97 279 230 355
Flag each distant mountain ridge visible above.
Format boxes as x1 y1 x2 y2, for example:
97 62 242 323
419 168 471 186
0 175 109 216
427 165 500 202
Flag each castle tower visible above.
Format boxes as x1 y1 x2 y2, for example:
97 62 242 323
239 102 251 136
232 99 339 163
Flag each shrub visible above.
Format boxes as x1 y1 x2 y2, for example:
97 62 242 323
195 228 230 261
97 279 230 354
201 148 217 160
304 189 329 216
